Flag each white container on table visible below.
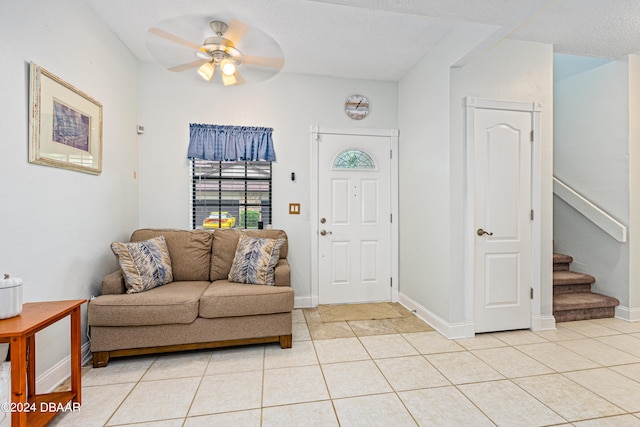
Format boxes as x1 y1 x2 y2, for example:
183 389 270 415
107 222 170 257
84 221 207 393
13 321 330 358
0 274 22 320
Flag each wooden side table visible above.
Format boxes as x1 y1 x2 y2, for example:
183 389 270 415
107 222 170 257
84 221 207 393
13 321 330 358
0 299 86 427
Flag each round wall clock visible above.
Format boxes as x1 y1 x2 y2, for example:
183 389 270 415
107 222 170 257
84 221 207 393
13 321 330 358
345 94 369 120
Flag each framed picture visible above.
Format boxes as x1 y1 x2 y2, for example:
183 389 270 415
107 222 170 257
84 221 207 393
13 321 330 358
29 63 103 175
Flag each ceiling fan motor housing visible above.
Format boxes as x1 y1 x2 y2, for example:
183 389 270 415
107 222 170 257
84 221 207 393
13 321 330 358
201 36 243 66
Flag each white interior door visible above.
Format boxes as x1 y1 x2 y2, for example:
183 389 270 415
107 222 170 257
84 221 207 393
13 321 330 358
474 108 532 333
318 133 391 304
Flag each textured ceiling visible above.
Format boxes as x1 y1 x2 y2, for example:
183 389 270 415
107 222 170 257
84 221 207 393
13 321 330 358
85 0 640 82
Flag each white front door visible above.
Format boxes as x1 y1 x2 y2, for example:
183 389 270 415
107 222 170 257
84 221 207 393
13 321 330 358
473 108 533 333
317 133 392 304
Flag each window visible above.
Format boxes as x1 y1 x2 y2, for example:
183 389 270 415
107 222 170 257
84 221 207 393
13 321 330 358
191 159 272 230
333 149 376 169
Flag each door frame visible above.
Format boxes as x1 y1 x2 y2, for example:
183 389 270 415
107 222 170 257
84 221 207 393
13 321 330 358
310 125 399 307
464 97 542 336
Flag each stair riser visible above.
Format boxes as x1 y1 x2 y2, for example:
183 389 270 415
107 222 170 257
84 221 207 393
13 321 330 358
553 284 592 295
553 264 570 271
554 307 616 322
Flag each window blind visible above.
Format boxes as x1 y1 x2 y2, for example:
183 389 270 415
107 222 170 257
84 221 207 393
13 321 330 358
191 160 272 230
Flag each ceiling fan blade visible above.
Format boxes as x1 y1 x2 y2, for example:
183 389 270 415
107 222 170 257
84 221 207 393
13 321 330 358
168 59 208 72
148 27 205 53
243 55 285 69
224 19 249 44
234 70 246 85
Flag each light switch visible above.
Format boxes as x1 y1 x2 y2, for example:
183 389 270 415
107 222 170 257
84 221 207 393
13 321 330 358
289 203 301 214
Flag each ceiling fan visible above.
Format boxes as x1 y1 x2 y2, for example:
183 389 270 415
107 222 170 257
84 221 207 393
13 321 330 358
147 18 284 86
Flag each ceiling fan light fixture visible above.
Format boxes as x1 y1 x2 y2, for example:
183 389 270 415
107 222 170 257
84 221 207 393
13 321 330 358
197 61 215 81
222 72 237 86
220 58 237 76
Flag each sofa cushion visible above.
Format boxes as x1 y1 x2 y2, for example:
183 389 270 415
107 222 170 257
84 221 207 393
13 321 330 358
111 236 173 294
89 281 211 326
131 229 213 281
199 280 294 318
210 229 289 281
228 235 286 285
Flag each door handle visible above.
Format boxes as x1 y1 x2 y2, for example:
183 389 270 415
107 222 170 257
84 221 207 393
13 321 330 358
320 230 333 236
477 228 493 236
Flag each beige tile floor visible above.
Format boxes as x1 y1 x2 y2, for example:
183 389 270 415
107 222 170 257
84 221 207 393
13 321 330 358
49 304 640 426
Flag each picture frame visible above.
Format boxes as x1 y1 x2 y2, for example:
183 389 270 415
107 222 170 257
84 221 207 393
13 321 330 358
29 62 103 175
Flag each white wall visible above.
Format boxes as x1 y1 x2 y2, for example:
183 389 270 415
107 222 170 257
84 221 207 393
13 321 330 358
629 54 640 318
397 23 497 326
137 64 398 305
0 0 139 385
398 32 553 333
553 54 630 308
452 39 554 327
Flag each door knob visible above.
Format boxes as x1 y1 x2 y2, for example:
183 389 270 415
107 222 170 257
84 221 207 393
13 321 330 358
320 230 332 236
320 218 326 224
477 228 493 236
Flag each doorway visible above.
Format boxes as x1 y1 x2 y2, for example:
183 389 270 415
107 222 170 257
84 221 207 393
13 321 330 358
311 126 399 306
465 98 541 333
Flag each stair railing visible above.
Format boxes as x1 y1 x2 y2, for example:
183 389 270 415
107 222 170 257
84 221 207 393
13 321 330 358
553 176 627 242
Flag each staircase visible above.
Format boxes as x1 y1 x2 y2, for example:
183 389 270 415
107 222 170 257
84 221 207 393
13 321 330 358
553 253 620 322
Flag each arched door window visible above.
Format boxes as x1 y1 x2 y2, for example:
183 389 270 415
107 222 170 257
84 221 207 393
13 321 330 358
333 149 376 170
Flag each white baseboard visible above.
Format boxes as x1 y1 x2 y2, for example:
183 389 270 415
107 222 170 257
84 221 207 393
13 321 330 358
615 306 640 322
531 314 556 331
38 342 92 393
398 293 554 337
392 289 399 303
294 296 314 308
398 293 474 339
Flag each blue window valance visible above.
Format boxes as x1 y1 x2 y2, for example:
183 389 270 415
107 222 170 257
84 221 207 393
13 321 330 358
188 124 277 162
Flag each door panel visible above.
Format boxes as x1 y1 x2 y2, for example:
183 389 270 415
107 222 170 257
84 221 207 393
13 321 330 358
361 180 379 224
332 179 350 224
318 134 391 304
474 109 532 333
485 253 520 305
331 241 350 284
361 240 378 282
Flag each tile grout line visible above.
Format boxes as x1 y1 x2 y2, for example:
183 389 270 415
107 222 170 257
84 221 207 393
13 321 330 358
66 308 640 426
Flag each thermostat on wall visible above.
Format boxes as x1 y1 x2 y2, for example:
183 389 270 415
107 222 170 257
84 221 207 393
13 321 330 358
137 124 144 134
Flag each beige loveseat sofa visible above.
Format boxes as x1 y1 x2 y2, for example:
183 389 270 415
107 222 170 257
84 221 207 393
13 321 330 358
88 228 293 368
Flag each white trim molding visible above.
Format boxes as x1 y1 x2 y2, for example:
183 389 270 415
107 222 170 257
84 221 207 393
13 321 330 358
615 306 640 322
531 315 557 331
399 293 474 339
294 296 314 309
464 97 544 335
39 341 91 393
310 125 399 306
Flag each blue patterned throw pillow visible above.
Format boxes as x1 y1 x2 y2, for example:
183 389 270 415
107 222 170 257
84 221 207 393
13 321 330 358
111 236 173 293
228 235 285 285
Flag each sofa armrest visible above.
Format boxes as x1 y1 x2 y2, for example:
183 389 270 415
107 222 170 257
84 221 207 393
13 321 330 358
274 259 290 287
101 270 126 295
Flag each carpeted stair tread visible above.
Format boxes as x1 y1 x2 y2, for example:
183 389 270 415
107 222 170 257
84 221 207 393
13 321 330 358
552 251 619 322
553 253 573 264
553 270 596 286
553 253 573 271
553 292 619 311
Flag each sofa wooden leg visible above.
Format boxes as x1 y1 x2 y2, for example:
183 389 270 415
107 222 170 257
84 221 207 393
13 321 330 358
92 351 110 368
279 334 292 349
